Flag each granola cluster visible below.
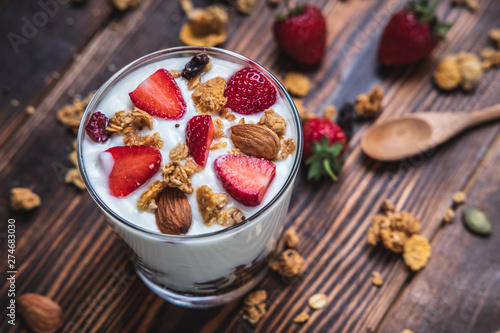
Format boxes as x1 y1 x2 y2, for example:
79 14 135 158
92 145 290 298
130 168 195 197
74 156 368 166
236 0 256 14
284 72 311 97
10 188 41 211
354 86 384 118
65 168 85 190
259 109 286 138
293 98 313 122
123 132 163 150
218 108 237 121
451 0 477 11
213 118 226 139
276 138 296 161
367 199 431 271
490 29 500 48
284 229 299 248
196 186 244 227
192 77 227 114
308 293 327 310
293 312 310 324
179 5 228 47
56 91 94 133
433 53 483 91
161 160 199 194
169 143 190 161
106 108 153 135
137 180 166 210
322 105 337 120
270 249 304 278
480 48 500 70
241 290 267 325
371 271 383 287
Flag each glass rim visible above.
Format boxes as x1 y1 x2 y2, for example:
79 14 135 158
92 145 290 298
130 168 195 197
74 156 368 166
77 46 303 241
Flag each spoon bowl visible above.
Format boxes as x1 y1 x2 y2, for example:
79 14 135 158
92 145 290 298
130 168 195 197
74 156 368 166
360 104 500 161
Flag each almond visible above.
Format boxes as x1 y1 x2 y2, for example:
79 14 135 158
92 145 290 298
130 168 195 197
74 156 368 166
19 293 63 333
230 124 280 160
155 187 192 235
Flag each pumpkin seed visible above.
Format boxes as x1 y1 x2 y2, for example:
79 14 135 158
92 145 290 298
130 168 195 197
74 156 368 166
462 207 491 236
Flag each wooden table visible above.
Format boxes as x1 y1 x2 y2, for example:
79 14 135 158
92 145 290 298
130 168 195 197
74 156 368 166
1 0 499 332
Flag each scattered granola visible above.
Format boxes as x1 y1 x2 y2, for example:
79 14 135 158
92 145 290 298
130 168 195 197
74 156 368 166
381 199 396 214
169 69 182 78
10 188 41 211
57 91 94 133
293 312 310 324
258 109 286 138
401 330 414 333
26 105 35 115
490 29 500 48
452 191 467 205
106 108 153 135
228 147 244 155
241 290 267 325
443 207 455 223
284 72 311 97
433 53 483 91
308 293 327 310
180 0 194 16
137 180 166 210
196 185 228 225
210 141 228 151
367 210 420 253
65 168 85 190
236 0 256 14
162 160 199 194
403 234 431 271
213 118 226 139
187 74 201 90
123 132 163 150
284 228 299 248
169 142 190 161
354 86 384 118
112 0 141 11
270 249 304 278
216 207 245 227
323 105 337 120
192 77 227 113
276 138 296 161
179 5 228 47
372 271 383 287
480 48 500 70
451 0 478 11
218 108 237 121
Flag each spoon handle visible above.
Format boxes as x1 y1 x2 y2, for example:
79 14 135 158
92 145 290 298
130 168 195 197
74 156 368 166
470 104 500 127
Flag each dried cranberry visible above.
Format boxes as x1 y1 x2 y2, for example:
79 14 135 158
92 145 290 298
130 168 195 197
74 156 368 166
181 54 210 80
85 112 111 143
337 103 356 142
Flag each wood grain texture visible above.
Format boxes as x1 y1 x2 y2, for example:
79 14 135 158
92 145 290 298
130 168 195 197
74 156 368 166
0 0 499 332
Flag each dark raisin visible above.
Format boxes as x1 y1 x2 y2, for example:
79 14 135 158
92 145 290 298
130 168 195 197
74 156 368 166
175 123 180 128
337 103 356 142
181 54 210 80
85 111 111 143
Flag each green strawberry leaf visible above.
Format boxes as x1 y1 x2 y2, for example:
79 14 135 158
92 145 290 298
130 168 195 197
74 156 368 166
305 136 344 182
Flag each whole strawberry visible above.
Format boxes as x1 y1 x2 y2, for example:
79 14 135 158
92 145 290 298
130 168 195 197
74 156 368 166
303 117 346 181
273 3 326 65
378 0 452 66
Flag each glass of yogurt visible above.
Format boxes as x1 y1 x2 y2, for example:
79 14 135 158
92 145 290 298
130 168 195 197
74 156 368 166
77 47 302 308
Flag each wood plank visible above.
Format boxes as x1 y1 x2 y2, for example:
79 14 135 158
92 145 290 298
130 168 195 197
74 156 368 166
0 0 113 145
0 0 499 332
378 134 500 333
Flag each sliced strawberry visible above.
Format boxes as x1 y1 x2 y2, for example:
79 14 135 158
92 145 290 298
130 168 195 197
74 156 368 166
186 115 214 167
224 67 277 115
129 69 186 120
214 154 276 207
102 145 162 198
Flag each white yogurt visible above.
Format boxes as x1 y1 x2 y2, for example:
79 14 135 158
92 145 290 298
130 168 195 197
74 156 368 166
82 56 296 236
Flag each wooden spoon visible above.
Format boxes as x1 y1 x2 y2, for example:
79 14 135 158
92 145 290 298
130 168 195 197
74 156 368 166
360 104 500 161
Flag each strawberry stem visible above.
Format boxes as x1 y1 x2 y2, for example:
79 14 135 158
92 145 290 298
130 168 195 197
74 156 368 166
323 160 338 181
284 0 290 12
425 0 439 21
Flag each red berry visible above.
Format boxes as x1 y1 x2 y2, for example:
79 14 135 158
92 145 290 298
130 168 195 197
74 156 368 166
302 117 346 181
214 154 276 207
377 2 452 66
129 69 186 119
273 5 327 65
224 67 277 115
85 112 111 143
103 145 162 198
186 115 214 167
